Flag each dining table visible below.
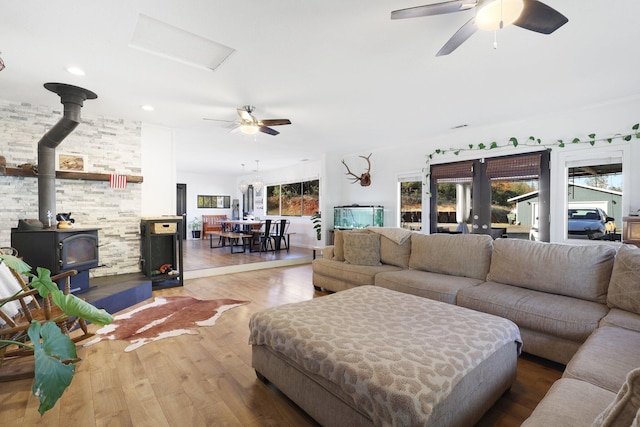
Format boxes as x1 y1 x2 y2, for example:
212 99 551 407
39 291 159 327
221 219 263 233
207 219 263 253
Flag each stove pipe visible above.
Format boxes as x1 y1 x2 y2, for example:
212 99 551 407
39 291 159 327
38 83 97 227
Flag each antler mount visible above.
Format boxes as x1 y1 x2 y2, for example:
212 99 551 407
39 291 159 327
341 154 372 186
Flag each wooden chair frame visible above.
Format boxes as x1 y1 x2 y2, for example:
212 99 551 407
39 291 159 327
0 268 92 364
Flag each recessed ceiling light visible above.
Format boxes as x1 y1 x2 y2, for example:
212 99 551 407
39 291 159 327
66 66 85 76
451 124 468 129
141 105 155 111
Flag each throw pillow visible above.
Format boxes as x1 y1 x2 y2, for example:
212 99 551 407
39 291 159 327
607 245 640 314
592 367 640 427
332 229 345 261
380 235 411 268
332 229 368 262
343 232 381 266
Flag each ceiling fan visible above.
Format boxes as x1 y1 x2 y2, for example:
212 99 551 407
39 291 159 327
204 105 291 136
391 0 568 56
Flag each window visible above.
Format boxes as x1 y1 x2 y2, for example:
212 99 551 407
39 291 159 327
197 195 231 208
400 181 422 231
266 185 280 215
430 152 549 240
266 179 319 216
485 153 545 240
302 180 320 216
566 158 622 241
554 145 631 244
429 160 474 234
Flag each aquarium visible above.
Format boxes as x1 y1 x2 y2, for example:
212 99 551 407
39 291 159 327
333 205 384 229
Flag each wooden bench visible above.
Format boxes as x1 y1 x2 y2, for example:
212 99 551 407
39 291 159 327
202 215 227 240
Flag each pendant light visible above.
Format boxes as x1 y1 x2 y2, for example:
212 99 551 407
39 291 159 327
252 160 264 193
238 164 248 194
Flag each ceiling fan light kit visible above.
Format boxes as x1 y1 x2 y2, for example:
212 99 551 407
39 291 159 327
391 0 568 56
475 0 524 30
204 105 291 137
240 124 259 135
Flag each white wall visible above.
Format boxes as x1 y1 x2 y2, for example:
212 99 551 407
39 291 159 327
333 95 640 243
176 171 236 239
175 156 327 248
141 124 176 216
171 95 640 247
247 160 323 248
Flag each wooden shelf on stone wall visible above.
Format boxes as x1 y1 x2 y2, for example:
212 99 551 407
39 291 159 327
0 167 143 183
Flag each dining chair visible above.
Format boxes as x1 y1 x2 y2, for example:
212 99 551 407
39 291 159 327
271 219 290 251
256 219 274 252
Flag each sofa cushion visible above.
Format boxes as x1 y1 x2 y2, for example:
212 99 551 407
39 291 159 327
380 235 411 268
457 281 609 343
487 238 616 303
375 269 483 304
521 378 616 427
600 308 640 333
592 367 640 427
332 229 368 262
343 231 381 266
564 326 640 393
607 245 640 314
312 258 402 287
409 233 493 281
332 229 346 261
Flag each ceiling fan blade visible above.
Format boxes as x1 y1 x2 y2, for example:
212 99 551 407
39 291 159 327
203 118 235 123
237 108 255 123
513 0 568 34
391 0 476 20
259 119 291 126
259 126 279 136
436 17 478 56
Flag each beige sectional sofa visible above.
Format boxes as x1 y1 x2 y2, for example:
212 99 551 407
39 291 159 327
312 228 640 426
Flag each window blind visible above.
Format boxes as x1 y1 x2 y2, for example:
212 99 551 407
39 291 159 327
485 152 542 180
430 161 473 183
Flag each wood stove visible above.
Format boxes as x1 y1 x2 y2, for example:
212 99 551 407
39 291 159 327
11 228 99 294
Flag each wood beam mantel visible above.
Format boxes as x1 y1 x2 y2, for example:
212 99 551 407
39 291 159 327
0 167 143 183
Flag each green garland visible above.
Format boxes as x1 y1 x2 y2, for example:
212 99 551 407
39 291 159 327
422 122 639 196
427 122 639 161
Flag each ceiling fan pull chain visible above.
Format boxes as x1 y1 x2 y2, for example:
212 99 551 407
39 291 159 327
493 30 498 49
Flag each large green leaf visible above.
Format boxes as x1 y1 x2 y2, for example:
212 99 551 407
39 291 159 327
21 266 113 325
0 254 32 275
28 267 59 298
28 322 77 415
51 292 114 326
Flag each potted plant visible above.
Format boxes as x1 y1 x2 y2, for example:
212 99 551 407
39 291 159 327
0 254 113 415
188 216 202 239
311 211 322 241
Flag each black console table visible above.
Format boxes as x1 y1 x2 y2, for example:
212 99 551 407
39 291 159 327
140 217 184 289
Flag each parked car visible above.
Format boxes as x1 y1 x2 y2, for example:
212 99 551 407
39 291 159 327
568 207 615 239
529 207 615 241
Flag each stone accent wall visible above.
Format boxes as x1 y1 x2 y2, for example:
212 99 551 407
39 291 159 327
0 98 143 277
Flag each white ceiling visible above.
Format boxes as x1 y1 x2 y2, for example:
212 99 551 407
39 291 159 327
1 1 639 175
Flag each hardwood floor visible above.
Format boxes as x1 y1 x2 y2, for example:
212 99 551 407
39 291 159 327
0 247 564 426
182 237 313 272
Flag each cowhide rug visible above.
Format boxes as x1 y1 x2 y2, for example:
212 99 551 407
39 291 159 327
84 296 249 352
